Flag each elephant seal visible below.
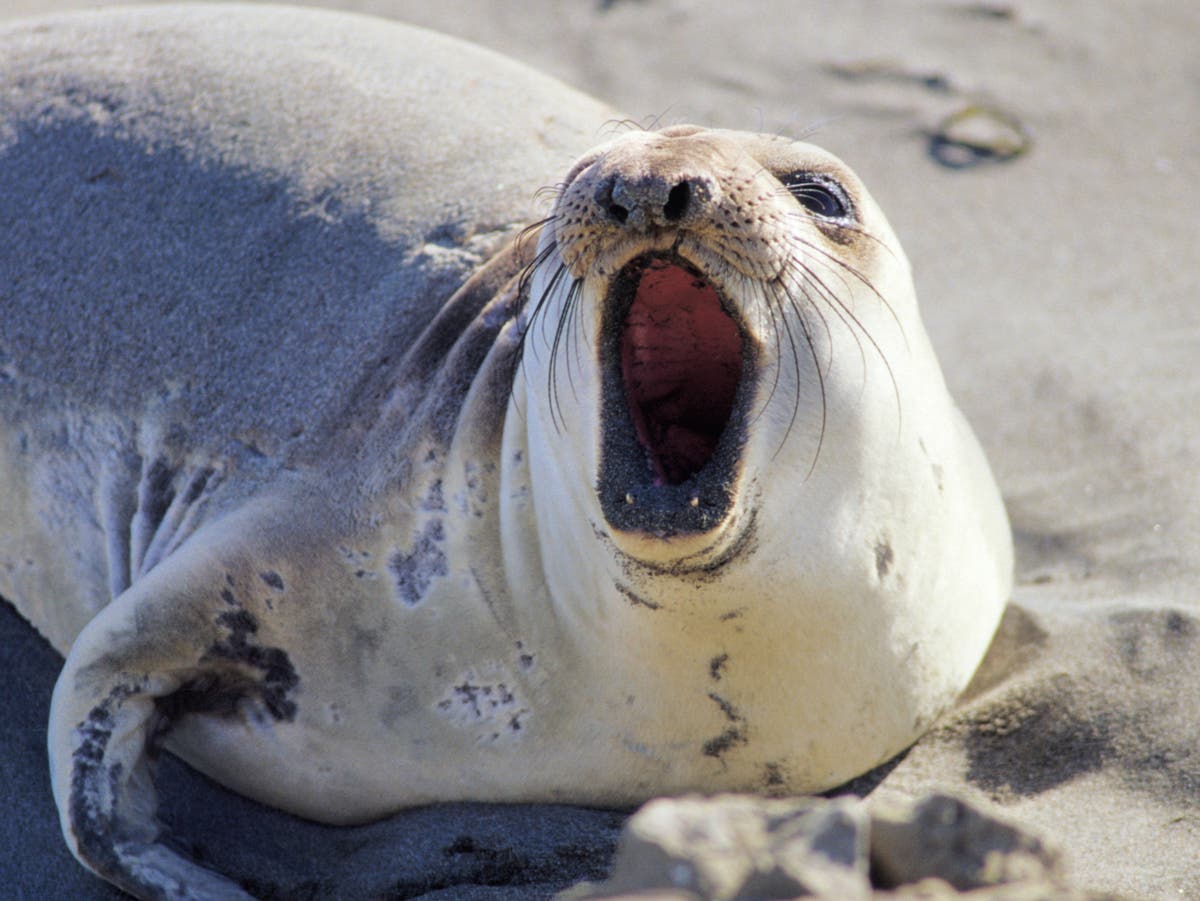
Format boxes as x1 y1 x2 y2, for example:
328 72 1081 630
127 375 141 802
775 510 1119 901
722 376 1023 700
0 5 1012 898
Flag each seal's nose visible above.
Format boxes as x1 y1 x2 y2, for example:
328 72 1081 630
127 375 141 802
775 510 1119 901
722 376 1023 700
597 174 694 227
592 156 716 230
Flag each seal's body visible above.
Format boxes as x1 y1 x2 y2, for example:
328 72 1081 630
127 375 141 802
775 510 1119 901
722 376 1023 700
0 6 1011 898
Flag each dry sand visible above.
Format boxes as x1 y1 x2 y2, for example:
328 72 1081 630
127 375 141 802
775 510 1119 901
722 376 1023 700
1 1 1197 898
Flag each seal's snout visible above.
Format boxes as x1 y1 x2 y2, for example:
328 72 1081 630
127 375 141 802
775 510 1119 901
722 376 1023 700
552 129 792 283
552 126 872 550
595 171 709 228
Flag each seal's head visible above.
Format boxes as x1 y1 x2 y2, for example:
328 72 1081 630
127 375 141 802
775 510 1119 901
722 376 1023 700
508 129 1010 792
521 126 913 570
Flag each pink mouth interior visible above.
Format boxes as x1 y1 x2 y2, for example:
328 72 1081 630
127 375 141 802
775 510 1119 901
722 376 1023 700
619 260 742 485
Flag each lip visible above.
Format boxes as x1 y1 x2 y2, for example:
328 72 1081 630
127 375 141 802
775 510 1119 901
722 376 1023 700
596 251 758 539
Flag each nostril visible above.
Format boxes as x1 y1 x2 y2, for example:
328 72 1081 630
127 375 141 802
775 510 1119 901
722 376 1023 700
663 181 690 221
598 173 694 226
596 174 630 224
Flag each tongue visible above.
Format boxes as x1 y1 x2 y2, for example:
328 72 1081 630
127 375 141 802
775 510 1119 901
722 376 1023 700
620 260 742 485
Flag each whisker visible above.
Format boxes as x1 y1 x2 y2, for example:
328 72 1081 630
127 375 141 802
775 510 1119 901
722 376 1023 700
534 262 569 350
778 259 840 379
602 117 652 135
532 184 568 206
511 234 558 394
781 250 902 435
566 279 587 427
753 274 788 428
763 277 824 469
783 254 866 381
540 265 576 431
780 209 907 345
779 283 827 477
515 221 559 302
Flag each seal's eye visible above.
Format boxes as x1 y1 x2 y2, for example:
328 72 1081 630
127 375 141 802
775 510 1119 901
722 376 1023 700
780 172 851 220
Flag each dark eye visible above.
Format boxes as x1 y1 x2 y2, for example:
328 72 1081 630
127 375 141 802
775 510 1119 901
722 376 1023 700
779 172 851 220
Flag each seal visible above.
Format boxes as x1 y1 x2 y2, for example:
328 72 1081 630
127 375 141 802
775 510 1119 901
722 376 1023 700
0 6 1012 899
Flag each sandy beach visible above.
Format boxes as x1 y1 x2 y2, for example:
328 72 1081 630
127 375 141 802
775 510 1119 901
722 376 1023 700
1 1 1197 897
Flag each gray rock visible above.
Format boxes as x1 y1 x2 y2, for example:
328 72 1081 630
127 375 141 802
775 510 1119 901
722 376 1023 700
880 880 1112 900
563 792 1114 900
869 793 1057 891
566 794 871 900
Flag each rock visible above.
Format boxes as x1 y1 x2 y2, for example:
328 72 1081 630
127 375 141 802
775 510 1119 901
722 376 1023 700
561 792 1116 900
881 879 1110 900
869 793 1057 891
563 794 871 900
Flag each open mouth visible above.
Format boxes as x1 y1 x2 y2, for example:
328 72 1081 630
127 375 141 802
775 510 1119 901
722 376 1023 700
599 253 753 537
620 257 743 484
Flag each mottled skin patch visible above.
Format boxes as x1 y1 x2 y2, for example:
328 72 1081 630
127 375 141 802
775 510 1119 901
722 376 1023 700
876 541 894 579
762 761 788 794
435 672 531 742
259 571 284 591
703 691 748 760
68 684 140 891
389 519 448 607
201 607 299 723
703 727 748 760
709 653 728 680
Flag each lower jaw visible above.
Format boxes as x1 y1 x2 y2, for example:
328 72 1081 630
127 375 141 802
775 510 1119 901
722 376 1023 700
595 362 754 552
600 491 758 575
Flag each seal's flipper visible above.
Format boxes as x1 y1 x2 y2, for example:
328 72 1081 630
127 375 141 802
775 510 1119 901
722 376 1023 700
49 539 278 900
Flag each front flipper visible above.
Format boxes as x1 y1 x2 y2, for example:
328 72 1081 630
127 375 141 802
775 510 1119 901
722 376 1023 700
49 536 278 900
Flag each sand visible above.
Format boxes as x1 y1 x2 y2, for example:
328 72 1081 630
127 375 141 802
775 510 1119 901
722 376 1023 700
1 1 1197 898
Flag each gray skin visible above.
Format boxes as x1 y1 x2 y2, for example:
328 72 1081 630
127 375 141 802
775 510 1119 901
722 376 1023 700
0 5 1011 900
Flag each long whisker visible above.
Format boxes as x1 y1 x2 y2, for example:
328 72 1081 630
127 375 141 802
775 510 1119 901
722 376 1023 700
747 272 788 430
781 247 902 435
763 277 822 467
547 278 584 430
779 283 827 477
539 265 576 432
783 254 867 381
778 259 839 379
514 231 568 417
780 207 907 345
515 221 560 307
